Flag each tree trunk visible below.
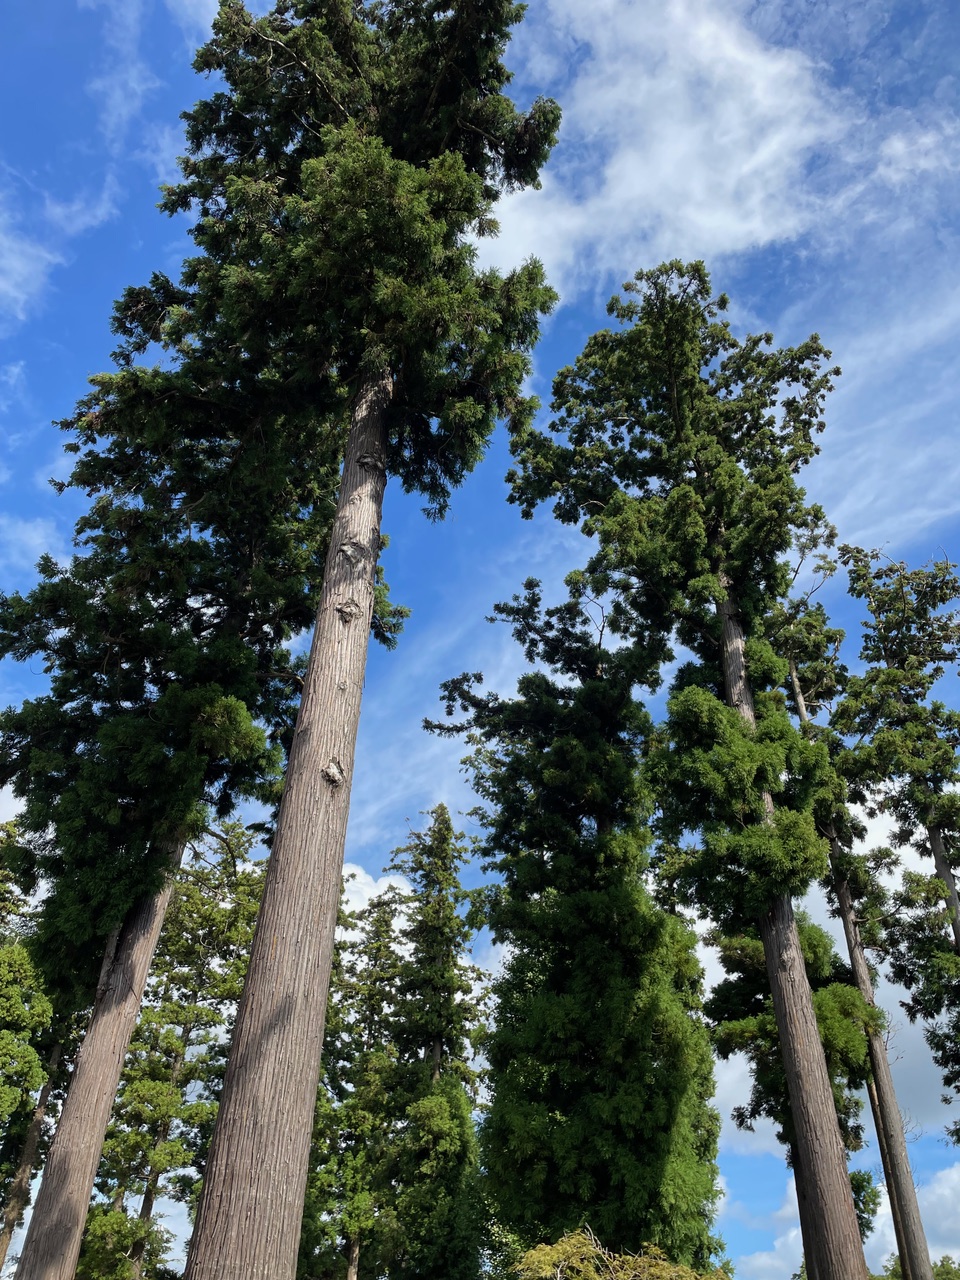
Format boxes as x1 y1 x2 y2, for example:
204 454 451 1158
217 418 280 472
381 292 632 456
431 1037 442 1084
926 823 960 954
834 866 931 1280
14 848 183 1280
790 1144 819 1280
720 598 868 1280
346 1235 360 1280
184 366 393 1280
0 1043 62 1271
788 661 931 1280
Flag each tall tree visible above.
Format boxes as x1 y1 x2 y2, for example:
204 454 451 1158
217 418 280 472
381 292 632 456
73 825 265 1279
706 915 881 1277
155 5 559 1274
832 549 960 1144
4 374 345 1280
434 581 722 1267
300 807 485 1280
775 587 933 1280
510 262 868 1279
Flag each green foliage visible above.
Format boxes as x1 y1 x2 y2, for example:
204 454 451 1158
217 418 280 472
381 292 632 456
706 914 879 1235
299 807 485 1280
75 825 264 1274
435 583 721 1268
873 1256 960 1280
514 1229 729 1280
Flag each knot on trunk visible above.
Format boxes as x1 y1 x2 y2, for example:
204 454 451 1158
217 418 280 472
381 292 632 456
335 598 363 624
322 759 346 788
357 452 385 474
338 540 368 569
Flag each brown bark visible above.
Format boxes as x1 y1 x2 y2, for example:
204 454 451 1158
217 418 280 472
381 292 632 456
431 1036 442 1084
789 661 932 1280
790 1145 819 1280
346 1235 360 1280
14 848 183 1280
719 598 868 1280
0 1043 62 1271
834 868 931 1280
926 823 960 954
184 367 393 1280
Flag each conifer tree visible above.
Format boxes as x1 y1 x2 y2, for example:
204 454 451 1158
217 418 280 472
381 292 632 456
434 581 721 1267
509 262 867 1279
137 6 559 1273
706 915 880 1276
73 825 264 1279
300 808 485 1280
775 587 933 1280
831 550 960 1145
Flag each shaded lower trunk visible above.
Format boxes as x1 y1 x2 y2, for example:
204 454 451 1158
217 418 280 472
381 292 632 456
0 1043 62 1271
14 847 183 1280
346 1235 360 1280
927 823 960 954
721 598 868 1280
790 1145 819 1280
834 865 931 1280
184 367 393 1280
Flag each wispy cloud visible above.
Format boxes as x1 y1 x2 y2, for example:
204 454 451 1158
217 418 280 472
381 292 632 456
78 0 161 151
0 201 63 330
0 514 63 575
44 170 121 236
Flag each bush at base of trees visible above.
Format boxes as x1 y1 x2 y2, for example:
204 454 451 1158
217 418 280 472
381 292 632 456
514 1230 730 1279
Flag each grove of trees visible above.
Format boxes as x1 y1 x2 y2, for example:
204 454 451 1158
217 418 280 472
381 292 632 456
0 4 958 1280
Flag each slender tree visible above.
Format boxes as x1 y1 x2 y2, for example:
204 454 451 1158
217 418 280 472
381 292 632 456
300 808 485 1280
510 262 867 1279
73 825 264 1279
435 581 722 1267
775 589 933 1280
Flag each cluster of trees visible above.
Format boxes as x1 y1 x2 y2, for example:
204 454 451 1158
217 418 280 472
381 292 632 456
0 3 958 1280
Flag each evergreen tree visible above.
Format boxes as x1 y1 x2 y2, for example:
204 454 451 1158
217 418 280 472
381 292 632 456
73 825 264 1279
775 583 933 1280
434 581 721 1267
300 807 485 1280
706 915 880 1275
146 6 560 1273
832 549 960 1142
509 262 867 1279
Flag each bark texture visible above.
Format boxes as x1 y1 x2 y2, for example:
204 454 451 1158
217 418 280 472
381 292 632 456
184 367 393 1280
789 662 931 1280
719 599 868 1280
346 1235 360 1280
14 852 182 1280
0 1044 62 1271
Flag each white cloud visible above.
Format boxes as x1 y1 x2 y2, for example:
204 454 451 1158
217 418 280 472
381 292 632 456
0 515 63 574
163 0 218 36
78 0 161 151
484 0 850 294
0 205 62 328
44 172 121 237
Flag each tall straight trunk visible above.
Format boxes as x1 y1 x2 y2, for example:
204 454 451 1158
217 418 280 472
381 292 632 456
0 1043 62 1271
926 823 960 953
789 1144 819 1280
346 1235 360 1280
15 846 183 1280
788 662 932 1280
184 367 393 1280
719 597 868 1280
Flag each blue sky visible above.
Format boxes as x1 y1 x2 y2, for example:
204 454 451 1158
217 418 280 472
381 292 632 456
2 0 960 1275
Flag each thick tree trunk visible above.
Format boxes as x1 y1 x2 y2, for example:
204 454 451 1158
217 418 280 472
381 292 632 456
184 367 393 1280
14 849 183 1280
790 1145 819 1280
0 1043 62 1271
788 662 931 1280
926 823 960 954
719 598 868 1280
